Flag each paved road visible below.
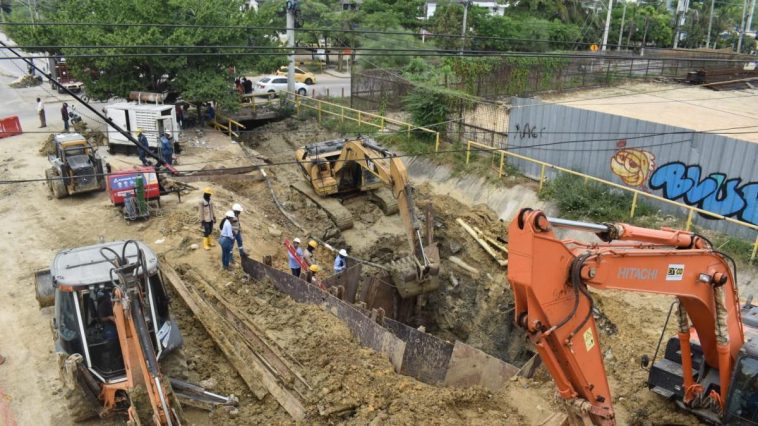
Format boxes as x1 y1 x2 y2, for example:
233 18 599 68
244 72 351 98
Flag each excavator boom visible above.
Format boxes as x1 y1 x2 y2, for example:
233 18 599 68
507 209 749 425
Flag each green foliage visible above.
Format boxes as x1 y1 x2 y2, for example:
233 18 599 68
539 173 656 223
4 0 258 108
712 235 756 265
403 87 452 134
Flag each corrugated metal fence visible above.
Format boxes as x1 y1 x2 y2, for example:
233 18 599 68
505 98 758 239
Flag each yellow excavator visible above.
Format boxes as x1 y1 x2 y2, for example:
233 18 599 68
293 136 440 298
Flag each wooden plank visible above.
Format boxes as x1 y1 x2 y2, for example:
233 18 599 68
443 341 520 392
168 174 264 184
162 264 307 420
457 218 508 266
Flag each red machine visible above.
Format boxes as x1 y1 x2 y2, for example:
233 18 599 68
106 167 160 205
507 209 758 425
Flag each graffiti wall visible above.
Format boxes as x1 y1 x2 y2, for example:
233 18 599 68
507 98 758 238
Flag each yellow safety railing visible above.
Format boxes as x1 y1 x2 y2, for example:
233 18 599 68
463 140 758 261
211 115 246 139
287 93 441 150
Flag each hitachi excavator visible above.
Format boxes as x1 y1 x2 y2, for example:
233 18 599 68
293 136 440 299
508 209 757 425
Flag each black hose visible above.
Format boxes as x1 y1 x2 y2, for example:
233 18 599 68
568 254 596 340
550 253 590 333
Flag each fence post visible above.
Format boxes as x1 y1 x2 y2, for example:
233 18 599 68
630 192 638 218
465 141 471 165
358 111 362 128
498 151 505 177
435 132 440 152
685 208 695 231
407 123 411 138
380 117 385 131
340 106 344 123
318 100 322 123
751 234 758 262
539 164 546 191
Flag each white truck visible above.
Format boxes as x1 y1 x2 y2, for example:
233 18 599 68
105 102 179 154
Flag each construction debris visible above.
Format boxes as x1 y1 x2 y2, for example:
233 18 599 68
456 218 508 267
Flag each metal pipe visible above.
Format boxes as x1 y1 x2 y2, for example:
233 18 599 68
547 217 610 233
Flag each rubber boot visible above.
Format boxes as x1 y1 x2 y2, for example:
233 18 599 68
203 237 210 251
208 237 216 247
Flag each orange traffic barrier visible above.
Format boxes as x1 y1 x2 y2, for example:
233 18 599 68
0 115 22 139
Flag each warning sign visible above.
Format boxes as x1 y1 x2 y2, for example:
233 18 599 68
583 328 595 351
666 264 685 281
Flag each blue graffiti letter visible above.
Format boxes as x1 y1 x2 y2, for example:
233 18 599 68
649 162 692 199
702 179 745 218
739 183 758 225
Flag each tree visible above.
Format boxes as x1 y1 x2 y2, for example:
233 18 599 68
4 0 260 110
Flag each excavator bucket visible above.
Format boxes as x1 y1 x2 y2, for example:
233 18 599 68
390 245 440 299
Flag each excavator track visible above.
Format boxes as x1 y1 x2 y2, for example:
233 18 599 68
367 187 399 215
290 181 354 230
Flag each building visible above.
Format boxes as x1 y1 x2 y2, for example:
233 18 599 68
424 1 507 19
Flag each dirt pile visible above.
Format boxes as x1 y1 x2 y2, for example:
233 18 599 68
174 264 526 425
9 74 42 88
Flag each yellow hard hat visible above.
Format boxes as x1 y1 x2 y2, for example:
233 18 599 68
203 187 213 195
136 128 143 134
308 240 318 249
309 264 320 273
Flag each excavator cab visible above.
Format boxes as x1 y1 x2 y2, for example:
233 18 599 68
725 353 758 424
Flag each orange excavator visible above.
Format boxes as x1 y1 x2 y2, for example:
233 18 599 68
508 209 758 425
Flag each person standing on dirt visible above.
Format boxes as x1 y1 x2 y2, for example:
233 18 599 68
36 97 46 128
160 132 174 165
334 249 348 274
306 264 322 287
61 103 69 132
303 240 317 266
243 77 253 94
289 238 304 277
230 203 248 259
198 187 216 251
136 128 150 166
219 210 235 270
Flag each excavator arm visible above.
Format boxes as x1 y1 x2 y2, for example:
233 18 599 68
508 209 745 425
333 139 440 295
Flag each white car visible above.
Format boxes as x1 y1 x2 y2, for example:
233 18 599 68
253 76 308 97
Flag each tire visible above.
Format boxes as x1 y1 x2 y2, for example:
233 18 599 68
63 386 98 422
50 169 68 199
304 78 314 85
160 347 188 381
297 88 307 96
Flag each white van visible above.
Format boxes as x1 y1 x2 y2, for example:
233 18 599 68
105 103 179 154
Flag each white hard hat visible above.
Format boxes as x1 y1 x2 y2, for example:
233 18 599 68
339 249 347 257
293 238 301 244
225 210 235 218
232 203 243 212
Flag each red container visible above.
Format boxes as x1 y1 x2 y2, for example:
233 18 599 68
106 166 160 205
0 116 22 138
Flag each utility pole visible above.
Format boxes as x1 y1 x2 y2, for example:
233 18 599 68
706 0 715 48
673 0 689 48
617 0 627 50
460 0 472 54
601 0 614 51
286 0 297 94
745 0 757 52
738 0 748 52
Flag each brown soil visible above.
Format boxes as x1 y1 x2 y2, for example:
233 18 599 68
0 103 702 426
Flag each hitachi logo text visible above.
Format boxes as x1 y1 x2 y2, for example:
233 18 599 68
617 267 658 280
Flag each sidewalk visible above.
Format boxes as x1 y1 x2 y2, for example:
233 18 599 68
322 68 351 79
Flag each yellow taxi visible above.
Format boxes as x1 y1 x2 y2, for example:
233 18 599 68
276 66 316 85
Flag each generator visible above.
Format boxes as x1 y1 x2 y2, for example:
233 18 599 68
106 167 161 220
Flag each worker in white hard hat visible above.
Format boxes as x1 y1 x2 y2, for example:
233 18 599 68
288 238 304 277
219 210 236 270
230 203 248 260
303 239 317 266
334 249 348 274
198 187 216 250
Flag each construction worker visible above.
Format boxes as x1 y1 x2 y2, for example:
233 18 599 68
231 203 248 258
160 132 174 165
96 290 117 341
219 210 235 270
303 239 317 266
288 238 303 277
334 249 348 274
306 264 321 286
136 128 150 166
198 187 216 250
